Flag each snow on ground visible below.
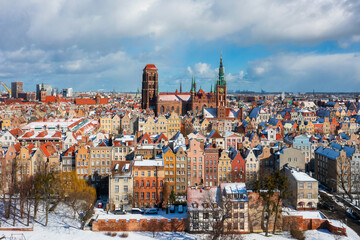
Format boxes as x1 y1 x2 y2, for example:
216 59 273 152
1 204 359 240
95 207 187 220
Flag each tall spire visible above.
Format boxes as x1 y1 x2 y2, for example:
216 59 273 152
218 52 226 85
180 81 182 93
210 83 213 93
191 76 195 93
220 51 223 68
194 77 197 91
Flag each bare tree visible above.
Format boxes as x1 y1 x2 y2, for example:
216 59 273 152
254 174 276 236
337 156 353 201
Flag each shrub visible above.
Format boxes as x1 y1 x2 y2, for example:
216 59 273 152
290 228 305 240
120 233 129 238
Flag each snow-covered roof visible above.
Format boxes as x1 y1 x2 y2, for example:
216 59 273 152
282 208 325 219
133 159 163 167
290 169 317 182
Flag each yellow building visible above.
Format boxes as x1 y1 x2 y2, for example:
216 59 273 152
100 115 112 134
218 150 231 184
167 112 181 139
163 146 176 192
138 116 168 136
1 118 11 130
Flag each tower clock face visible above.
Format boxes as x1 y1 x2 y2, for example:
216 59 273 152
219 88 224 93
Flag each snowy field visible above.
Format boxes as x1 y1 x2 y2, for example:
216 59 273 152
1 204 359 240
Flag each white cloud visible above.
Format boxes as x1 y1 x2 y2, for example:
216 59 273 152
187 62 217 79
244 52 360 91
0 0 359 46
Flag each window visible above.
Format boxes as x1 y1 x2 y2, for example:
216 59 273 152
308 193 312 199
203 213 209 219
124 185 128 192
152 192 155 200
115 185 119 193
240 203 244 209
146 192 150 200
308 183 312 189
299 183 304 189
240 222 244 230
193 212 199 219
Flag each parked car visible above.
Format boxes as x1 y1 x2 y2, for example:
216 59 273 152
178 205 184 213
170 205 175 213
145 208 158 214
131 208 144 214
114 209 126 215
97 202 103 208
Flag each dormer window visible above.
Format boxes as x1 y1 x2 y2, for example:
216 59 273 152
203 202 209 208
213 203 218 208
193 203 198 208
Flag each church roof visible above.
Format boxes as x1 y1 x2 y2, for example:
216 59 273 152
144 64 158 70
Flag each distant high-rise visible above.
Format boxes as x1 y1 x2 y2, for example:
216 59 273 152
62 88 73 97
36 83 52 100
11 81 23 98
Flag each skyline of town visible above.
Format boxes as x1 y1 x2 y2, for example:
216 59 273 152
0 1 360 93
1 1 360 240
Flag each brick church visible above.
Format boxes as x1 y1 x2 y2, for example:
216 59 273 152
141 56 242 120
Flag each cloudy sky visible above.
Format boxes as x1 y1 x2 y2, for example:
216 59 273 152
0 0 360 93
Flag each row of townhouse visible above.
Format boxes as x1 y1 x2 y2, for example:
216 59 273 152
138 112 181 139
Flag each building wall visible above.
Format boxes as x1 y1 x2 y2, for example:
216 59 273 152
204 148 219 187
109 174 133 211
133 165 164 208
186 139 204 187
175 147 187 195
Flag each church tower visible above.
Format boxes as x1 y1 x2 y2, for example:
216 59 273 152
216 54 227 118
141 64 158 110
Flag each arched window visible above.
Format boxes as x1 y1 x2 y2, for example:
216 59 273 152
160 180 163 187
176 106 179 113
152 180 156 187
171 106 174 112
160 106 164 114
141 180 144 187
166 107 169 113
136 181 139 187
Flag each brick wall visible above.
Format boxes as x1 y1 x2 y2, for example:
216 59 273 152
282 215 347 237
92 218 186 232
0 227 34 231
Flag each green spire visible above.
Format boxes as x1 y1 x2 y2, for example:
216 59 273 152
210 84 213 93
217 52 226 86
191 76 195 93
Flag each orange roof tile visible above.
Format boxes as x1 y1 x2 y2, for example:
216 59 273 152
144 64 157 70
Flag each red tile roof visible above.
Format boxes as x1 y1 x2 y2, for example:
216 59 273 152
75 98 96 105
144 64 158 70
40 142 56 158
